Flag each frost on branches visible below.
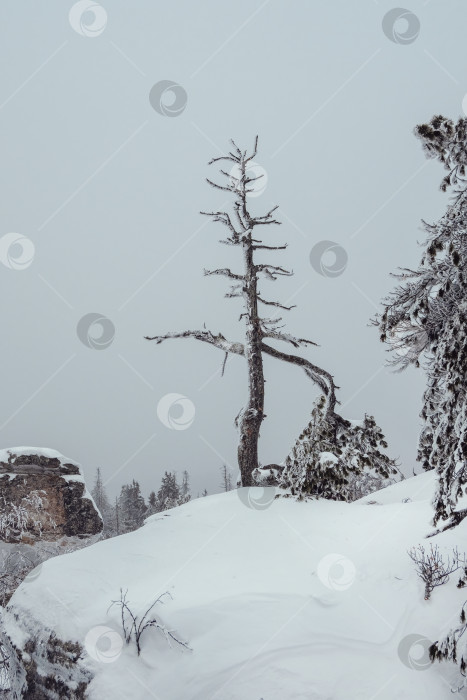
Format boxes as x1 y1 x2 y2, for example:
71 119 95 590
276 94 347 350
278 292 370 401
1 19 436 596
0 609 25 698
279 395 400 501
375 115 467 527
146 137 342 487
430 600 467 689
0 490 56 542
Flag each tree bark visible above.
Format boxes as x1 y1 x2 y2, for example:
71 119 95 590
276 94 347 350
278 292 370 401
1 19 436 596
237 234 265 486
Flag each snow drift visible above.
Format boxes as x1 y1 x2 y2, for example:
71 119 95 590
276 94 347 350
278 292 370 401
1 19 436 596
4 471 467 699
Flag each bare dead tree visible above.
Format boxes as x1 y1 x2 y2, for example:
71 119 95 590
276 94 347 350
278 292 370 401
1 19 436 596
146 137 341 486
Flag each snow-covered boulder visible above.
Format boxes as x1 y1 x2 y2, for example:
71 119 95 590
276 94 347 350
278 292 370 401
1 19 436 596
0 447 102 543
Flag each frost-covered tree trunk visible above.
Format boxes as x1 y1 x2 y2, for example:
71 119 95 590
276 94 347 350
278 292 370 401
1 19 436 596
237 231 265 486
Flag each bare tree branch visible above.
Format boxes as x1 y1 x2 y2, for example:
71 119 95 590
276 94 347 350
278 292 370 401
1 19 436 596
262 329 318 349
145 330 338 420
208 151 239 165
253 243 288 251
233 202 248 232
204 268 244 281
256 264 293 280
245 135 258 162
261 342 340 417
221 352 228 377
254 205 280 221
206 178 234 193
225 283 244 298
257 295 296 310
145 329 245 357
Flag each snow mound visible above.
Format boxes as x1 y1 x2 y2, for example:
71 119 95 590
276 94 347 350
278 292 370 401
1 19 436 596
356 470 436 505
5 474 467 699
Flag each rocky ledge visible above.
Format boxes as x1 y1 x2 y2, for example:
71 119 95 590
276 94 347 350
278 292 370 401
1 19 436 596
0 447 102 543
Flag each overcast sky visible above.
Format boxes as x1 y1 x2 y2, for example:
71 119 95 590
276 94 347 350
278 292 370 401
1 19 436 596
0 0 466 499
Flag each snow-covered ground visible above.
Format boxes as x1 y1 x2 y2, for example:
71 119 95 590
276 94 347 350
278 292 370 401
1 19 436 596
5 472 467 699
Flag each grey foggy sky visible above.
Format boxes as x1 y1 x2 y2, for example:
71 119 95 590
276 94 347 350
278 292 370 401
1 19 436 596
1 0 466 499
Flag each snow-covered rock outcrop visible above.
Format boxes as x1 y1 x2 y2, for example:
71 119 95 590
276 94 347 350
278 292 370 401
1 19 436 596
0 447 102 697
0 447 102 543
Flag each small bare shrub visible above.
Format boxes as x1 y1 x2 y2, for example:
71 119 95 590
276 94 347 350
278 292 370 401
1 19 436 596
408 543 465 600
109 588 191 656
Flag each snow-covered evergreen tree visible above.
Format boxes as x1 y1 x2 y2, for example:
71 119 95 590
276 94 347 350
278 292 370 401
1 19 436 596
90 467 114 537
117 480 147 532
220 464 233 492
147 491 158 515
179 470 191 505
280 395 400 501
375 114 467 526
430 597 467 687
157 472 181 511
